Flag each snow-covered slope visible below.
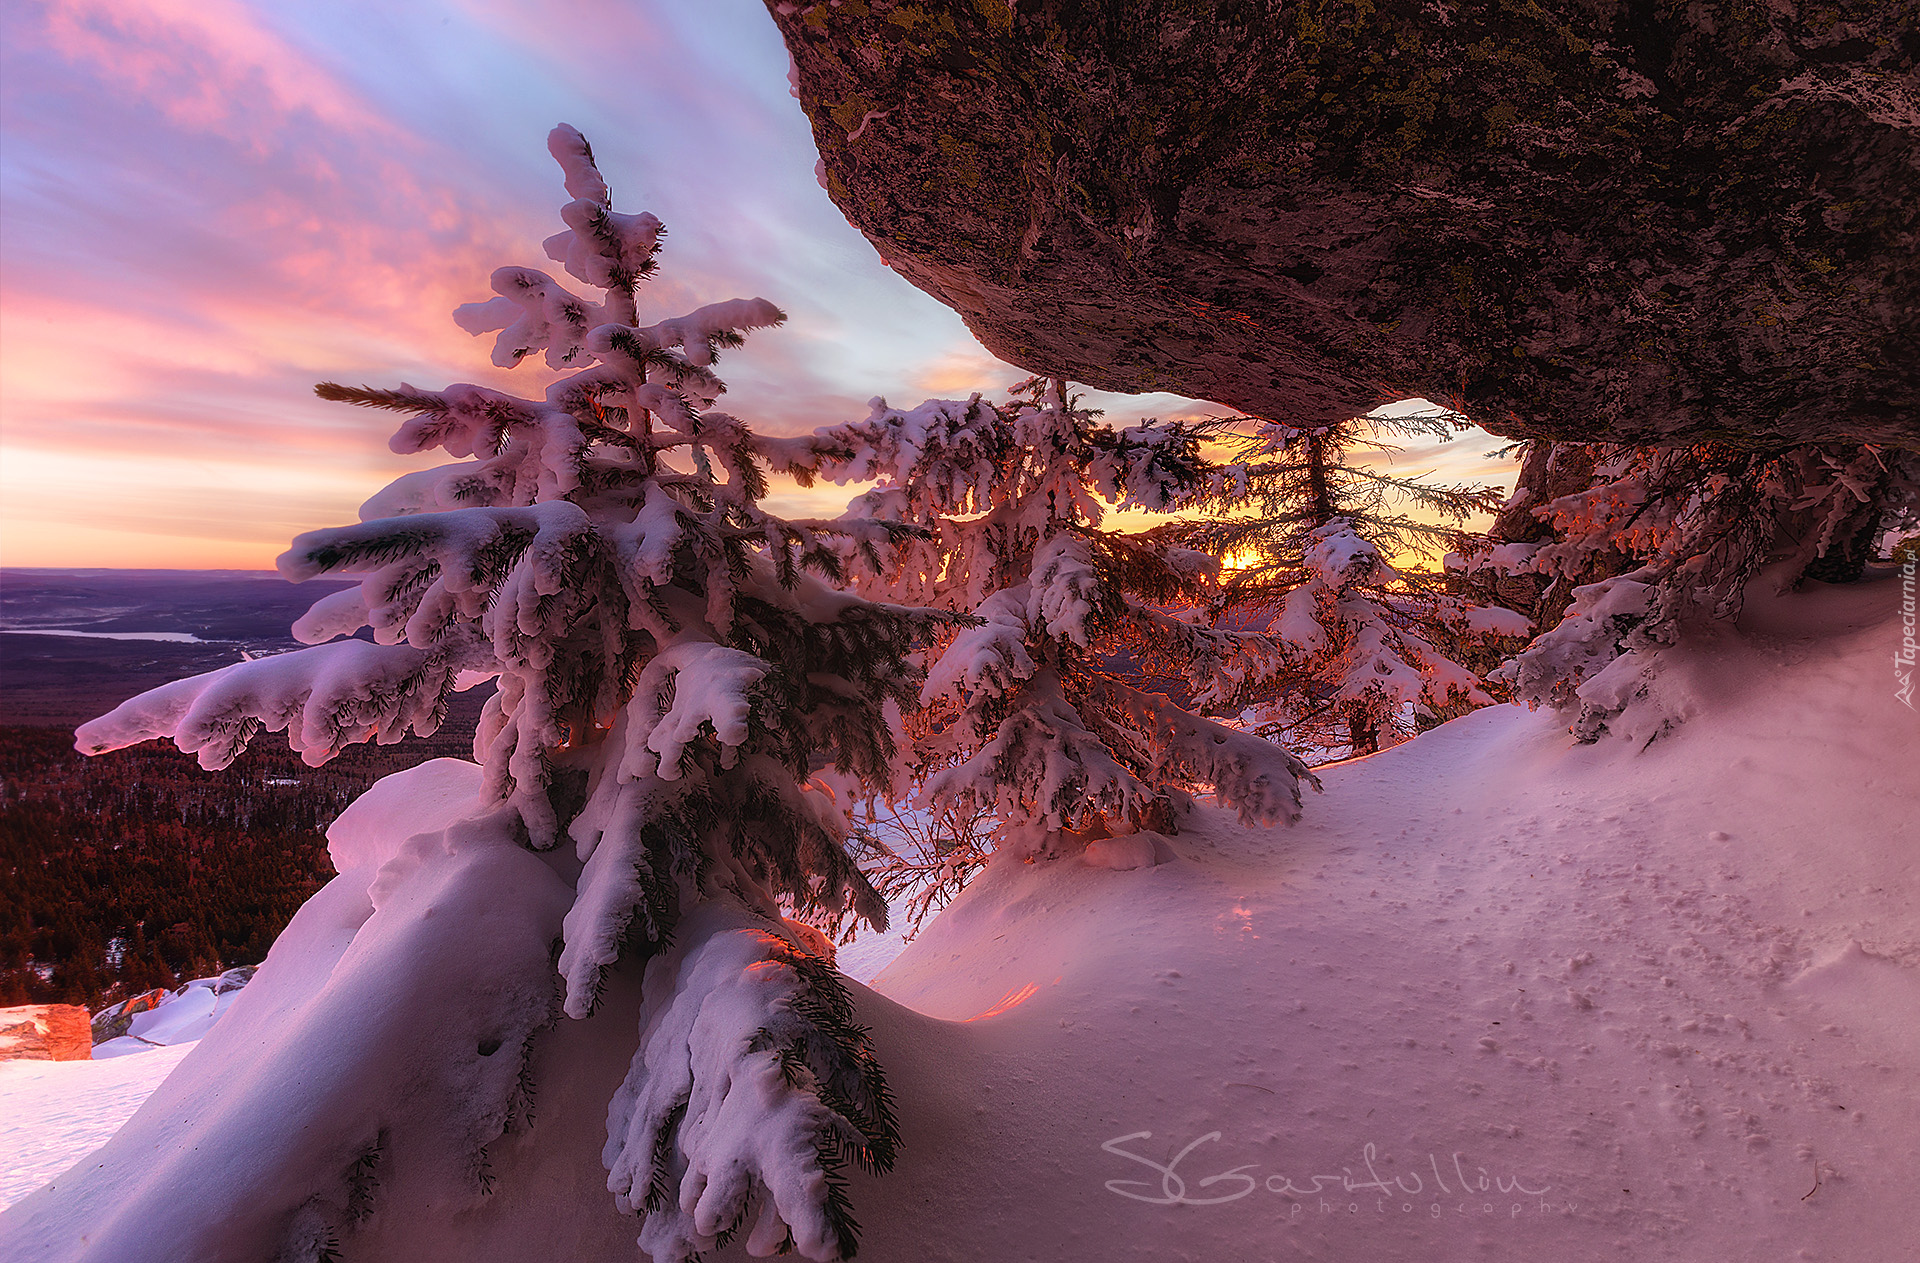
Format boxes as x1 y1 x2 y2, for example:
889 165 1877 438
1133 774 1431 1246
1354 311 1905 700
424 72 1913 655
3 573 1912 1262
836 573 1917 1263
0 1045 195 1213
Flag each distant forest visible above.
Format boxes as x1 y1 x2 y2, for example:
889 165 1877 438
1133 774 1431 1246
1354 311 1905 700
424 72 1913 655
0 718 478 1010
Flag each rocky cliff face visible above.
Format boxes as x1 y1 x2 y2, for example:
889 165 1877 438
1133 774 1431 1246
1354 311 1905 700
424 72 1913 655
771 1 1917 448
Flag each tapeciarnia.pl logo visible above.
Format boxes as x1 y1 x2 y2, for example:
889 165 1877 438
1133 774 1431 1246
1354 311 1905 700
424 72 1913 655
1898 557 1916 709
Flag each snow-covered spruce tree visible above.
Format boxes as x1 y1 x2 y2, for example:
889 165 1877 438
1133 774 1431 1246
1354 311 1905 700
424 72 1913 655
1173 411 1531 759
69 127 918 1263
1481 439 1920 739
765 377 1319 862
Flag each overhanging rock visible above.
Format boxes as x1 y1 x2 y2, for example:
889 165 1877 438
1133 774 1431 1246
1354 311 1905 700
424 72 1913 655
771 1 1918 448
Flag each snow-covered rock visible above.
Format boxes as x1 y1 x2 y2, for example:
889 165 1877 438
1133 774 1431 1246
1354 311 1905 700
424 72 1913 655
89 967 258 1058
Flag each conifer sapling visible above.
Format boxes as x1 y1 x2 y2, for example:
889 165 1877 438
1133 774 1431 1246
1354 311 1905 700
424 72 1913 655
1176 410 1531 758
769 378 1321 859
74 126 922 1263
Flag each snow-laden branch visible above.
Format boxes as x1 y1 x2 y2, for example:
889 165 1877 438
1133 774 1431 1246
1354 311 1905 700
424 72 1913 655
559 773 679 1018
75 640 451 769
920 589 1035 703
621 642 771 780
281 500 595 594
1491 570 1657 709
1027 532 1104 647
607 900 895 1263
775 395 1004 517
355 459 509 522
455 265 610 370
642 298 787 367
923 669 1157 831
1093 680 1319 827
1087 420 1210 512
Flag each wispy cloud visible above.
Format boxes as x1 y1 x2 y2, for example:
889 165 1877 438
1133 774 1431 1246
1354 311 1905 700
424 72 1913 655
0 0 1021 566
0 0 1514 570
39 0 397 142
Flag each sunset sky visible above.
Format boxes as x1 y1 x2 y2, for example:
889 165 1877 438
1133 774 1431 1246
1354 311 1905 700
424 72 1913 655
0 0 1515 571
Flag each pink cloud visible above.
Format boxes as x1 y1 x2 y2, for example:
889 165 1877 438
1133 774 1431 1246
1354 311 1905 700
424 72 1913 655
11 1 1492 571
39 0 395 144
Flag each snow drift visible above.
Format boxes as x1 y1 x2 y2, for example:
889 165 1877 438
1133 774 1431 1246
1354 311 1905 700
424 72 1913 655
4 574 1913 1263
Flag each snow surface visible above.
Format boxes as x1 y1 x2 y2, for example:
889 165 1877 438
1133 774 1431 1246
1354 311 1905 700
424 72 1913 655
0 1045 195 1213
0 935 907 1220
3 574 1914 1260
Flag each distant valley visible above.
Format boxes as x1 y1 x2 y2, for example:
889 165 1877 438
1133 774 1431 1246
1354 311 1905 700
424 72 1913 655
0 570 485 1010
0 570 358 727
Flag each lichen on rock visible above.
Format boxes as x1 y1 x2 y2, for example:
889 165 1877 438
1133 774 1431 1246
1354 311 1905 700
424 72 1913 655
771 0 1918 449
